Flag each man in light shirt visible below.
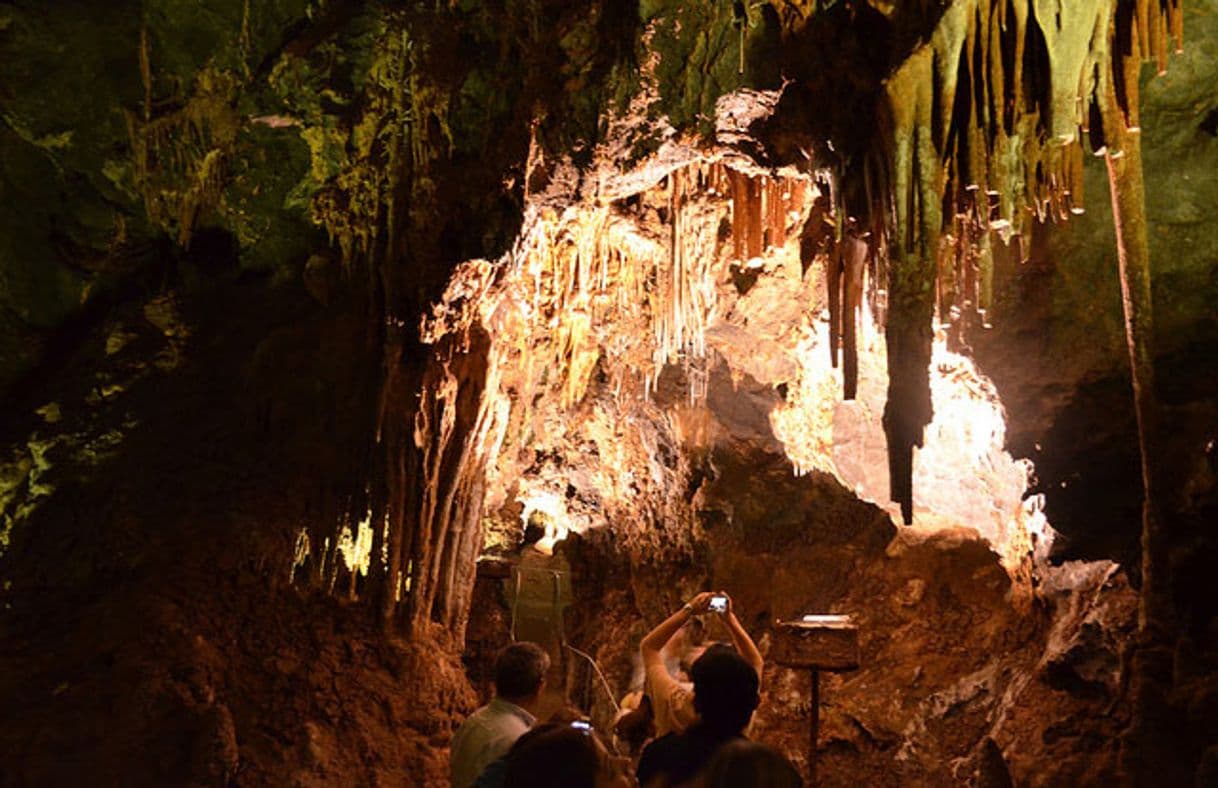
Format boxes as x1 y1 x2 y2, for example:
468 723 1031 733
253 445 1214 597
450 642 550 788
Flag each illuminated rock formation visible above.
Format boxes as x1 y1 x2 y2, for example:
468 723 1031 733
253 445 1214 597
0 0 1215 784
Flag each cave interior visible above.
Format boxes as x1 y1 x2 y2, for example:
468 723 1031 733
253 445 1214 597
1 0 1217 785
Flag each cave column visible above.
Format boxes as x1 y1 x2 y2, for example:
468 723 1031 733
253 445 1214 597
1102 46 1172 785
1105 132 1167 635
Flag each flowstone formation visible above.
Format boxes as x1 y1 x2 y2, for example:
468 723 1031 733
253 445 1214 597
1 0 1217 785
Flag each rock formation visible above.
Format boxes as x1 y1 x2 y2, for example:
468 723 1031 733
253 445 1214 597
1 0 1216 784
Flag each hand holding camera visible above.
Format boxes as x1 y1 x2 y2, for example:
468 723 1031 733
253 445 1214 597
685 591 732 616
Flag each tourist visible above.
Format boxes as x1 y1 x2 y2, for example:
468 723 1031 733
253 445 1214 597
500 721 635 788
639 591 763 738
450 641 550 788
473 707 590 787
637 611 763 786
613 692 656 754
700 740 802 787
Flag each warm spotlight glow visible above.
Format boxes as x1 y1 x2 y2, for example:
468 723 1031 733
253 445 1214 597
771 299 1057 569
519 490 572 555
433 126 1048 572
336 513 375 577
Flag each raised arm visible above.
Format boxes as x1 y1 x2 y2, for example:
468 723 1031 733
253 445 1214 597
640 592 714 668
718 592 764 681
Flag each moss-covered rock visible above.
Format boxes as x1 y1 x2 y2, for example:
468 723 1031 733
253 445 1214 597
644 0 783 134
0 0 362 391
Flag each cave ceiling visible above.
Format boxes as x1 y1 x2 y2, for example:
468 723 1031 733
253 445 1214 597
0 0 1215 585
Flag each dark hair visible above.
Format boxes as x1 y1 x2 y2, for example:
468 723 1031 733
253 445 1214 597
689 644 760 734
502 724 600 788
494 642 550 700
703 740 803 787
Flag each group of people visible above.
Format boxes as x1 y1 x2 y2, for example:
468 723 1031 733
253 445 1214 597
449 591 802 788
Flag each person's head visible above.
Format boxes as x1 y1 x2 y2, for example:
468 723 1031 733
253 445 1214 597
703 740 803 788
494 642 550 707
689 644 760 735
502 722 631 788
679 635 728 677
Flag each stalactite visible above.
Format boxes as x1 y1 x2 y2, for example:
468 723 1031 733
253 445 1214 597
309 140 808 649
322 504 343 595
1091 4 1177 775
437 352 509 642
937 225 960 340
1031 0 1109 146
851 0 1182 526
670 168 686 358
811 0 1180 763
882 46 938 525
125 78 239 247
747 174 764 261
365 476 387 607
787 181 805 251
826 241 842 369
405 361 450 629
766 179 787 250
510 159 779 407
730 168 748 260
841 235 867 401
384 445 407 625
381 316 507 640
310 25 419 272
1106 115 1174 788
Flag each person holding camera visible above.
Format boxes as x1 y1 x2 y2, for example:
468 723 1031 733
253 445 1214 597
638 592 764 740
636 591 765 787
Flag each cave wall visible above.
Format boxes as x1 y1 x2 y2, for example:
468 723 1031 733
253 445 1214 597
0 270 475 785
0 0 324 394
0 0 787 394
1 0 1217 785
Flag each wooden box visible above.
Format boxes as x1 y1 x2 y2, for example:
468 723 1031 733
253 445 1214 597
772 615 859 672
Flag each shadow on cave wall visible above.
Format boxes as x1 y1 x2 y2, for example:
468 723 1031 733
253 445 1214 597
0 266 476 785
